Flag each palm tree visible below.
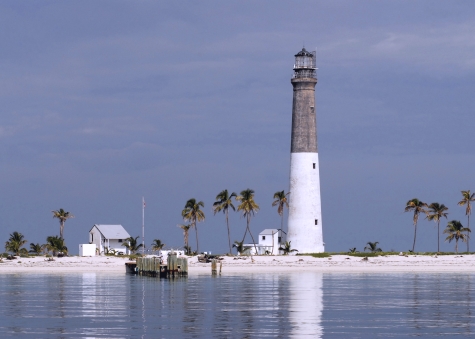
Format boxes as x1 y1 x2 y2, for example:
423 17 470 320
213 189 237 255
182 198 205 254
232 240 253 256
45 235 68 256
236 189 260 255
348 247 358 253
458 190 475 252
364 241 382 253
122 236 143 254
444 220 471 253
29 243 45 255
426 203 449 253
5 232 27 255
177 224 191 251
278 241 298 255
232 240 245 255
183 245 192 256
51 208 74 240
151 239 165 252
404 198 427 252
272 190 290 231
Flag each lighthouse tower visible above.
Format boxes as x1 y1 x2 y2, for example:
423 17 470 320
286 48 324 253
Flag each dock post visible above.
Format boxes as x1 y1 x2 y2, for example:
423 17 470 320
168 253 177 278
211 259 217 275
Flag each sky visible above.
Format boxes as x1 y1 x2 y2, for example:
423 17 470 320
1 1 475 254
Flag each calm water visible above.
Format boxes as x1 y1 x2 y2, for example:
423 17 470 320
0 272 474 338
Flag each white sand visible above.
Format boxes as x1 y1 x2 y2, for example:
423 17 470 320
1 254 475 274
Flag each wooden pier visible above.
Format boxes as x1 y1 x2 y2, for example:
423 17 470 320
125 253 188 278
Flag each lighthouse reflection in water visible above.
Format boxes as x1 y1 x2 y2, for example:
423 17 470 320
289 272 323 337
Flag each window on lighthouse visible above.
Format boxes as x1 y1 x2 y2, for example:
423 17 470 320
315 219 318 225
313 163 316 169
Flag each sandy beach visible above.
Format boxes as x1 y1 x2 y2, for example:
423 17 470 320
1 254 475 274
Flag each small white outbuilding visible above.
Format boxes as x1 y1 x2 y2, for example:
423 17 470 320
242 229 283 255
79 244 96 256
89 224 131 255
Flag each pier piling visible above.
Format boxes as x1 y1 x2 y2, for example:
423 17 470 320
129 253 188 278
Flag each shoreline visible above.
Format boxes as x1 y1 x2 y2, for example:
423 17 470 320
1 254 475 274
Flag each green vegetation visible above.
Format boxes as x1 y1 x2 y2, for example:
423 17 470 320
122 236 143 254
236 189 260 255
405 198 427 252
5 232 28 255
444 220 470 253
151 239 165 251
279 241 298 255
177 224 191 253
46 235 68 256
213 189 237 255
364 241 382 253
182 198 205 254
51 208 74 240
272 190 290 232
426 203 449 253
128 253 143 261
183 245 193 256
4 189 475 259
232 240 245 254
29 243 46 255
105 248 124 256
458 190 475 252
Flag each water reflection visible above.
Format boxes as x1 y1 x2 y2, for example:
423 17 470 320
0 272 474 337
82 273 97 317
289 272 323 338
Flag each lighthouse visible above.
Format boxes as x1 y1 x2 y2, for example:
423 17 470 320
286 48 324 253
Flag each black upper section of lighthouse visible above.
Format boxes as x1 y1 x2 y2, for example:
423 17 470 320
290 48 318 153
293 48 316 79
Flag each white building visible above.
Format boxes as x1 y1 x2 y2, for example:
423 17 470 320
242 229 283 255
158 250 185 257
79 244 96 256
89 224 131 255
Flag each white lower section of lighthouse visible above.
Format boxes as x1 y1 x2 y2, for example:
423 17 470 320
287 152 324 253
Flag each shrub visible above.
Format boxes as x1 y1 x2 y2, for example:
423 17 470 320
128 254 142 261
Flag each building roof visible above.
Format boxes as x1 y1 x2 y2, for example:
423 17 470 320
259 229 280 235
91 224 130 239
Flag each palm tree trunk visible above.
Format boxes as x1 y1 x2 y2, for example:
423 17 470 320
194 220 199 254
275 214 284 255
247 214 258 255
467 214 470 253
456 238 458 253
271 231 274 255
412 222 417 252
437 220 440 253
241 225 248 243
281 214 284 236
226 210 232 255
60 221 64 240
